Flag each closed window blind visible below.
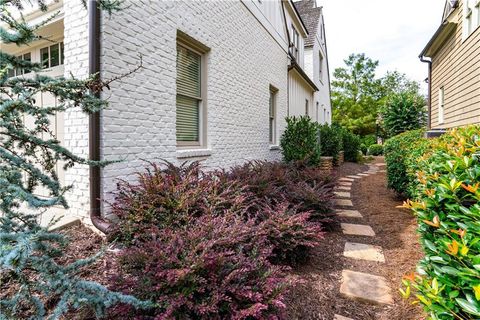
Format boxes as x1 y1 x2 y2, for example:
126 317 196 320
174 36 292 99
176 44 201 143
269 90 276 143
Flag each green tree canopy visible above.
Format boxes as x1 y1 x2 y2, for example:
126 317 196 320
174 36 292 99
331 53 383 136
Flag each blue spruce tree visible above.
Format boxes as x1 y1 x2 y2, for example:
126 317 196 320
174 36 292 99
0 1 147 318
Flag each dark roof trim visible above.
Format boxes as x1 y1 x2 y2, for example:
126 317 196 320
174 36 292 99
288 61 319 91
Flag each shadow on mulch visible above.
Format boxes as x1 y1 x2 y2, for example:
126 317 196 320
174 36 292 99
285 158 425 320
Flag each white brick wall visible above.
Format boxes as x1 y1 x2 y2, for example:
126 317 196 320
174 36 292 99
62 0 90 220
97 1 289 213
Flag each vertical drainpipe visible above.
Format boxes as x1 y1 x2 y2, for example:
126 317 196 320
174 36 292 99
88 0 109 234
420 56 432 130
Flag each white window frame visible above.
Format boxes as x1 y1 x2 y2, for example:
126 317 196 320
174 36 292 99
291 25 300 61
319 51 324 83
464 0 480 39
438 87 445 125
39 42 64 69
316 102 319 122
305 99 309 117
269 86 277 145
176 32 209 149
8 52 32 78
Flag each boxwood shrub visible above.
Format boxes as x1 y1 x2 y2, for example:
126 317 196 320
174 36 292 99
367 144 384 156
338 126 361 162
400 126 480 319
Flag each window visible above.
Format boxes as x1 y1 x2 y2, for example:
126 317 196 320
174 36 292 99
7 52 31 77
269 87 277 144
316 102 319 122
323 107 326 122
464 0 480 38
176 43 203 145
40 42 64 69
305 99 309 116
477 0 480 26
319 52 324 82
291 25 299 61
438 87 445 124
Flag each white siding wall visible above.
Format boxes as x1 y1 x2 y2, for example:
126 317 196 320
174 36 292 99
98 0 289 214
288 70 314 117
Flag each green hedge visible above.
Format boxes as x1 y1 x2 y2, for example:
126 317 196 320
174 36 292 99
399 126 480 319
384 129 429 198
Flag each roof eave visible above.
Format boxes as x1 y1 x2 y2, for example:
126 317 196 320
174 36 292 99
288 61 319 91
419 21 457 58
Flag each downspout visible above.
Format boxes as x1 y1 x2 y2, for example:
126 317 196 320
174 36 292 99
88 0 110 234
419 56 432 130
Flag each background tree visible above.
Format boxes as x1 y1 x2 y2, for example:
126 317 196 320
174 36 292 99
0 1 146 318
380 91 427 138
379 71 427 138
331 53 383 136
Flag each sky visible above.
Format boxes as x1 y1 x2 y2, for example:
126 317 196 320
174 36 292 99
320 0 446 92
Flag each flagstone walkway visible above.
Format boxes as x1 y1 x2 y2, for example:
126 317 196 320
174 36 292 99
333 162 393 320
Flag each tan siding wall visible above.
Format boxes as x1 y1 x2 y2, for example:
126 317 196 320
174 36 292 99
430 1 480 129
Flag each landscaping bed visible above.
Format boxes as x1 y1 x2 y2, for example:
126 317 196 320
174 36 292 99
285 158 425 319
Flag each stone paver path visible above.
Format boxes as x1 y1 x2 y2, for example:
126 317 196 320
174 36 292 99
332 162 392 319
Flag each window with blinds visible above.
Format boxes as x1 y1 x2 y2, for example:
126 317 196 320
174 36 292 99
176 44 202 144
269 89 276 144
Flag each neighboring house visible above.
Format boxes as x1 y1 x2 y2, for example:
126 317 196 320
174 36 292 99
1 0 329 227
420 0 480 133
294 0 332 124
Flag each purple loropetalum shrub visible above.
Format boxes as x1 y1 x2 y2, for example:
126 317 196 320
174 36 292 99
108 213 291 320
108 161 252 244
256 202 324 265
225 160 336 225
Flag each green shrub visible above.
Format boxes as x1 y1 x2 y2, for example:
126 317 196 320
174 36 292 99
367 144 383 156
360 134 376 148
383 129 429 198
400 126 480 319
318 124 342 162
360 143 368 155
280 116 321 166
341 129 362 162
381 91 427 138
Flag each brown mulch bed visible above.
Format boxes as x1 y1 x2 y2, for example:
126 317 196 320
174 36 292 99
285 157 425 320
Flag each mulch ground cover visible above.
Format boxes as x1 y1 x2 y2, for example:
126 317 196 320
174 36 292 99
3 158 426 319
285 157 425 320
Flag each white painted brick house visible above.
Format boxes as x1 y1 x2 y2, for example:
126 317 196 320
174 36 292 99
1 0 332 228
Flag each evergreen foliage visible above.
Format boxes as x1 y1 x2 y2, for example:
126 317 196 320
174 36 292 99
280 116 321 166
0 1 146 318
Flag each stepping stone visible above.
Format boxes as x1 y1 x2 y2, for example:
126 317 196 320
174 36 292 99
335 186 351 191
340 270 393 305
334 191 351 198
341 223 375 236
346 175 362 179
335 199 353 207
338 181 352 186
357 173 369 177
334 315 354 320
378 170 386 173
376 163 386 167
336 210 363 218
344 242 385 262
339 178 354 182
